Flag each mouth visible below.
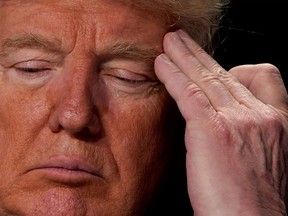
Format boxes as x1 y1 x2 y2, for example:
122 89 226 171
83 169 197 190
28 156 105 186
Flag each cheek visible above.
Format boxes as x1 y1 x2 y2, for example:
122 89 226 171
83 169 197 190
0 89 47 135
0 84 50 171
101 94 175 210
0 87 32 193
0 86 24 157
105 93 174 189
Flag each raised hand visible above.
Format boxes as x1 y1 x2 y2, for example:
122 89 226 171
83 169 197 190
155 30 288 216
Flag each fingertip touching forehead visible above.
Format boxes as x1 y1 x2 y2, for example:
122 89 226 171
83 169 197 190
117 0 229 53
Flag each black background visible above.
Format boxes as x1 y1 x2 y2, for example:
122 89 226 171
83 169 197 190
214 0 288 87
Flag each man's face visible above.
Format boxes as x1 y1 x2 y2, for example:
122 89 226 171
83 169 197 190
0 1 175 215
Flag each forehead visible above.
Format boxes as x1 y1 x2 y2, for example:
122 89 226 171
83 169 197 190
0 0 166 52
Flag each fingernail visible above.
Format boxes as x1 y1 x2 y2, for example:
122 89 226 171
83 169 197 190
165 31 182 43
176 29 189 39
157 53 170 62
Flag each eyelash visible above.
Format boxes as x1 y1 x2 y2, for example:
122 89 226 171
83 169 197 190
15 67 148 83
15 67 50 73
12 62 153 88
11 65 53 81
105 74 149 84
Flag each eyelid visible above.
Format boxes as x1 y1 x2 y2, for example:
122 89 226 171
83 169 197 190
13 60 51 68
109 68 149 80
100 57 156 76
102 67 151 82
0 48 64 68
9 60 55 83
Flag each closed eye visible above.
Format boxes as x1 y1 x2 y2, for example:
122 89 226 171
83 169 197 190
10 60 54 81
15 67 51 73
13 60 52 73
102 68 152 86
104 73 149 84
116 76 148 84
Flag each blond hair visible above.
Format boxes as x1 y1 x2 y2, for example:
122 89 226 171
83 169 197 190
119 0 229 54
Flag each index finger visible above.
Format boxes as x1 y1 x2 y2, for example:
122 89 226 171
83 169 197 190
170 30 264 108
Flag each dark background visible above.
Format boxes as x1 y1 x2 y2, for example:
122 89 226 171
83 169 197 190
214 0 288 87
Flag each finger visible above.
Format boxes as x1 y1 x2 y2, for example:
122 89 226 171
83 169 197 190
229 64 288 110
155 53 215 122
176 30 260 107
163 31 237 109
177 29 225 72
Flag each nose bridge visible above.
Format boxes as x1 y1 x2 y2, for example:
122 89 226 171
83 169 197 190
67 61 92 103
64 59 93 108
55 58 97 133
64 65 92 119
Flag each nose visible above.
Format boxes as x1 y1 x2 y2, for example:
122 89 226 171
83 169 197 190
48 61 102 135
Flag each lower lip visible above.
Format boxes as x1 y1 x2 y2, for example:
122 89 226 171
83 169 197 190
32 168 103 185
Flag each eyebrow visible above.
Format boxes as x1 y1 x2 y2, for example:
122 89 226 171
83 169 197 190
102 42 161 61
0 34 162 67
99 42 162 72
0 33 63 56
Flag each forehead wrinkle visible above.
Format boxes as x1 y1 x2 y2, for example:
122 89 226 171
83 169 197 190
0 33 64 56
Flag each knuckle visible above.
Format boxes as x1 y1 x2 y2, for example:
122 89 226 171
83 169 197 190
260 63 280 75
262 110 283 130
257 109 284 147
183 82 203 98
238 106 283 131
238 113 259 131
258 63 283 80
180 49 193 61
210 114 235 143
182 83 210 106
202 74 219 83
194 46 207 56
201 74 223 88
